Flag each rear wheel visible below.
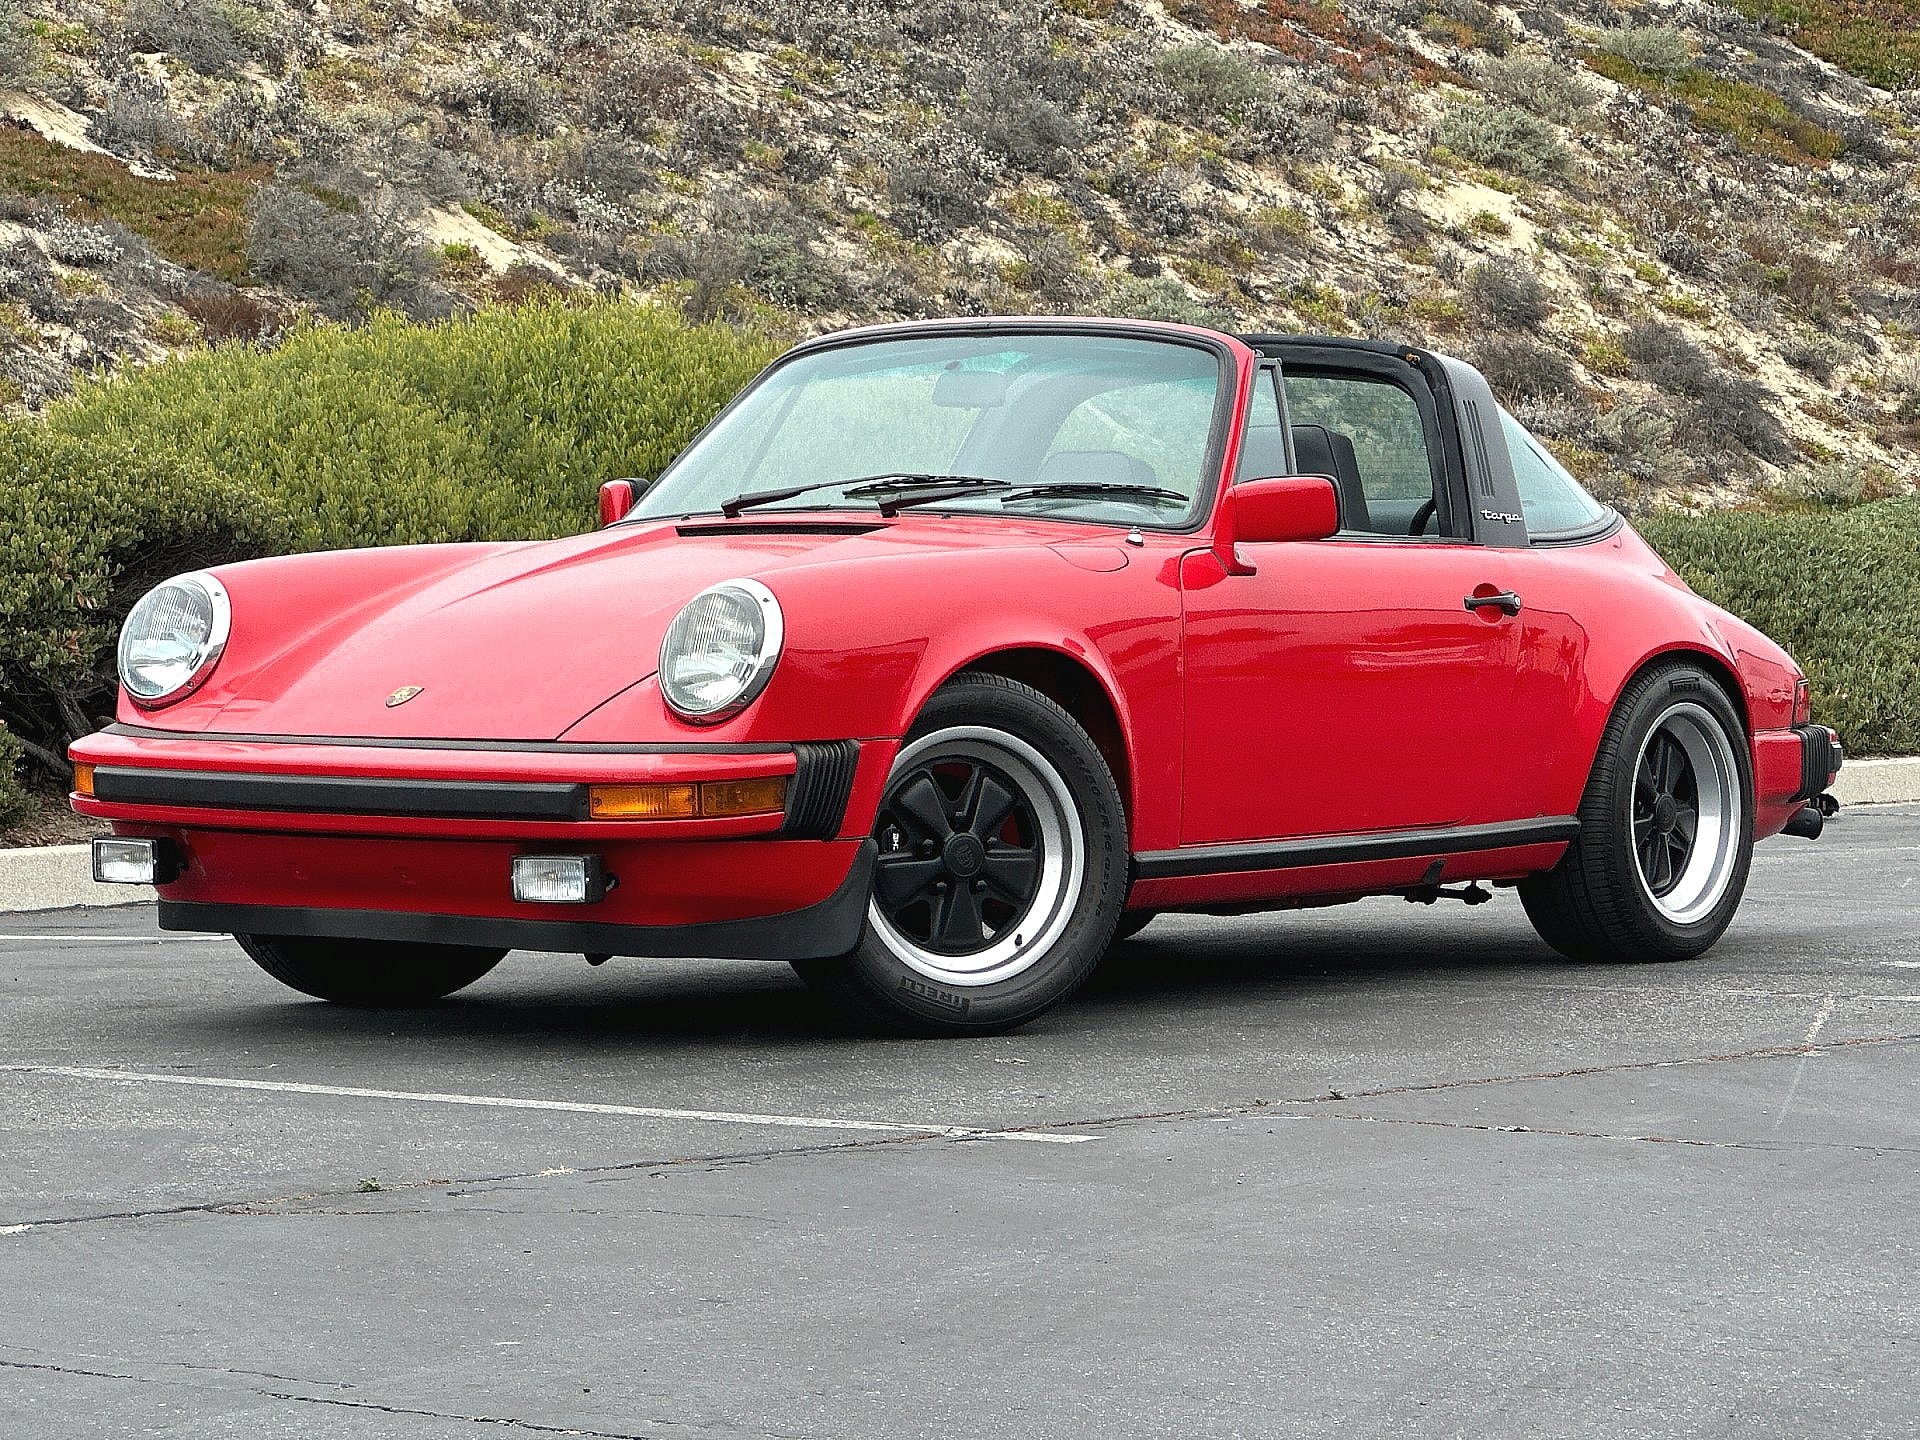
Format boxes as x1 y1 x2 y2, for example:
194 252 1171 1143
236 934 506 1006
1520 664 1752 963
794 672 1127 1035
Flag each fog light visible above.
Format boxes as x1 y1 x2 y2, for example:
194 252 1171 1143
511 854 606 905
92 837 177 885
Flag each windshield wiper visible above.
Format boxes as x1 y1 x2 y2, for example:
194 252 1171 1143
717 473 1007 518
997 482 1189 508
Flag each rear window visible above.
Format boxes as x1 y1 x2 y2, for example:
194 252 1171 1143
1499 409 1611 536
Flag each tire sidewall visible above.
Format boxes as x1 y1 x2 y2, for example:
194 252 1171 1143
839 677 1128 1030
1596 669 1754 953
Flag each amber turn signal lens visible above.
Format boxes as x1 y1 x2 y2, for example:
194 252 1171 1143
72 763 95 797
586 777 789 820
698 776 788 818
588 783 698 819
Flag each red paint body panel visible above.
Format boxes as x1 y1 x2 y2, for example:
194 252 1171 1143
72 319 1828 945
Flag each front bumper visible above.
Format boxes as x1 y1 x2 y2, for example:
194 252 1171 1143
69 725 891 960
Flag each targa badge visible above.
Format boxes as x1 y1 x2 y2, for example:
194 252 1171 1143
385 685 425 707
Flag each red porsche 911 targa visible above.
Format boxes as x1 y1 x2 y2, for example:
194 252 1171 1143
71 318 1842 1033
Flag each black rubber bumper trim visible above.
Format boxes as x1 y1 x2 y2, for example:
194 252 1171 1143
159 841 878 962
782 741 860 839
1133 817 1582 881
1790 723 1843 803
94 767 588 820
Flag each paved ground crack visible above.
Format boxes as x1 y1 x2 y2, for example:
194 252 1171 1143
0 1354 809 1438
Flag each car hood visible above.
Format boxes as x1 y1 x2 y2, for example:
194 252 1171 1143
190 516 1085 741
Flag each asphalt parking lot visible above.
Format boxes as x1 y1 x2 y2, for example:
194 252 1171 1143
3 809 1917 1440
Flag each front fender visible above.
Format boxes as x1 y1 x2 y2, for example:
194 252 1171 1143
562 541 1187 848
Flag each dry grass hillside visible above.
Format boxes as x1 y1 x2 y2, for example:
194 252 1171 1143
2 0 1918 510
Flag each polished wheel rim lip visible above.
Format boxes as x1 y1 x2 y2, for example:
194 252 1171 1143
1630 701 1742 924
867 725 1085 988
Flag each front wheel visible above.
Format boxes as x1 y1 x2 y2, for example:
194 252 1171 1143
236 934 507 1006
1520 664 1753 963
793 672 1128 1035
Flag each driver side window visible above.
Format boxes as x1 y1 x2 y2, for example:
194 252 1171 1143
1281 373 1444 538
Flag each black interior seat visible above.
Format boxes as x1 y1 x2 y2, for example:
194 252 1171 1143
1289 423 1371 533
1035 449 1159 489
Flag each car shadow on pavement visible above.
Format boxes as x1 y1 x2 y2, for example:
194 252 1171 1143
144 912 1574 1049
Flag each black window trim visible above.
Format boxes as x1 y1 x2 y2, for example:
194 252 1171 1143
1237 338 1474 546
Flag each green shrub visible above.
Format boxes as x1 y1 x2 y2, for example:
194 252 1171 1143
44 300 780 553
1642 498 1920 757
1595 24 1693 75
1434 100 1570 178
0 424 290 779
1478 51 1599 126
1152 44 1273 123
0 725 28 831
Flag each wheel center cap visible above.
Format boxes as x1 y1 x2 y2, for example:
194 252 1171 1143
1653 795 1680 832
944 834 986 878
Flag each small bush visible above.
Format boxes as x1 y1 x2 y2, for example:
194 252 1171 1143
1464 256 1551 330
1152 44 1272 123
246 185 443 320
1434 100 1570 178
89 74 189 158
40 216 123 269
886 128 1004 240
1642 498 1920 756
179 290 280 343
1596 24 1692 76
1479 51 1598 126
1471 334 1584 402
122 0 273 76
1625 320 1790 461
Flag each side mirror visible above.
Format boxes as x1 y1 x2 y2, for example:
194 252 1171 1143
599 478 638 528
1214 475 1339 574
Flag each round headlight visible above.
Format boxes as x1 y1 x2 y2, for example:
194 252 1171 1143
658 579 783 722
118 572 231 706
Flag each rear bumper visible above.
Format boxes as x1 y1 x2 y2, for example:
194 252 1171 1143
1753 723 1843 840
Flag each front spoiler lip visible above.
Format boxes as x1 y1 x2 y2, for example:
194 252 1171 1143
155 839 879 962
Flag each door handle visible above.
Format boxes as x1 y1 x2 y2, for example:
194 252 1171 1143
1464 589 1523 616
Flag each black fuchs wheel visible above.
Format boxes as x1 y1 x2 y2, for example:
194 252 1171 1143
1520 663 1753 964
793 672 1128 1035
236 934 507 1006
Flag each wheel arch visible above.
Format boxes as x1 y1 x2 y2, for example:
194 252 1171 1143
937 646 1136 841
1620 644 1752 737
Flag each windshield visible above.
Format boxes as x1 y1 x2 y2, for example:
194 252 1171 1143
632 332 1227 527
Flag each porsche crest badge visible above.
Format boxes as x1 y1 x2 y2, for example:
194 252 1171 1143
385 685 425 708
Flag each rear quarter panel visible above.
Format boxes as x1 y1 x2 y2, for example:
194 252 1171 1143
1504 523 1801 821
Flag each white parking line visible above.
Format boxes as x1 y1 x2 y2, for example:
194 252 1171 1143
0 1065 1096 1144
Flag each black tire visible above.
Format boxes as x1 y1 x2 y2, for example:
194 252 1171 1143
1113 911 1157 942
236 934 507 1006
1520 663 1753 963
793 671 1128 1035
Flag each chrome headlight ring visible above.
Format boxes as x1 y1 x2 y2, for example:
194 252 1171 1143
657 578 784 723
117 572 232 707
